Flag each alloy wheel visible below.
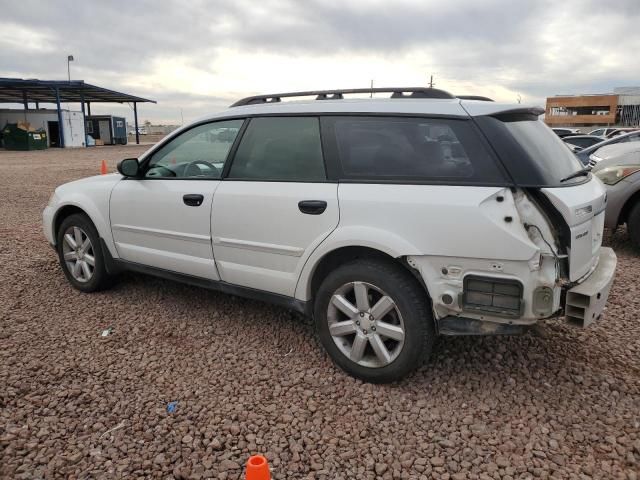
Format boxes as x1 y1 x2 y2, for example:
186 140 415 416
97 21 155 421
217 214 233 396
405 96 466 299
327 281 405 368
61 226 95 283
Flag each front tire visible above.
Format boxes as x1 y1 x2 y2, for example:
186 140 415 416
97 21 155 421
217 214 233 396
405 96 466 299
314 259 435 383
56 213 112 292
628 201 640 248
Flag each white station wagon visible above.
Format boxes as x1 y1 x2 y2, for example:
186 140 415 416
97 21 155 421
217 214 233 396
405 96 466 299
43 88 617 383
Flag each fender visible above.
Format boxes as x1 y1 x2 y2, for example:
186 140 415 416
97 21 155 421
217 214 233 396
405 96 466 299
294 225 421 301
47 174 122 258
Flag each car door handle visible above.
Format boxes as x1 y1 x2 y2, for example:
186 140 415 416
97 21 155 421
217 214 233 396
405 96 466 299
183 194 204 207
298 200 327 215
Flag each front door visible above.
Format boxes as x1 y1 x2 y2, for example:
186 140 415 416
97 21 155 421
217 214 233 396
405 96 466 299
110 119 244 280
212 116 339 296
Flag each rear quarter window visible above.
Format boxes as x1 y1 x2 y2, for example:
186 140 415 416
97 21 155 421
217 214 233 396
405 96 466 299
322 116 508 184
475 115 585 187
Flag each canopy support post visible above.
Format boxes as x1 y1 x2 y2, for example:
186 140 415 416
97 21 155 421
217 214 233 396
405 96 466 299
22 91 28 121
55 86 64 148
134 102 140 145
80 91 87 148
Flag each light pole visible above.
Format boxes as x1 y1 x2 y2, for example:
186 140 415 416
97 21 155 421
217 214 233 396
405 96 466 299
67 55 74 82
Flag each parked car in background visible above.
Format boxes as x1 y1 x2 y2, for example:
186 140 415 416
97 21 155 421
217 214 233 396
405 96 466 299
128 127 148 136
552 127 581 137
589 127 619 137
562 135 605 152
606 128 639 138
575 130 640 165
43 87 616 383
591 142 640 247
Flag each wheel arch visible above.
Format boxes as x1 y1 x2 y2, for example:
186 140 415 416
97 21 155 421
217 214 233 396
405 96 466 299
50 200 116 258
53 204 89 242
298 244 432 307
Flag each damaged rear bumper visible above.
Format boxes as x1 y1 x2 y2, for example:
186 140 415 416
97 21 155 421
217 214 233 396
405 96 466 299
565 247 617 328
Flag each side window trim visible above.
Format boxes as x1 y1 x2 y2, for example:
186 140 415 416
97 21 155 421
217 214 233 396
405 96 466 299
320 115 513 186
221 117 251 179
139 118 247 180
223 116 328 183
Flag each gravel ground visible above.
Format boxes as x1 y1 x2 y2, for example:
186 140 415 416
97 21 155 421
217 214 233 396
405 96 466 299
1 146 639 480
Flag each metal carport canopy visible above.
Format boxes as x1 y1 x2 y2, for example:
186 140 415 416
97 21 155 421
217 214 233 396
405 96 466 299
0 77 156 146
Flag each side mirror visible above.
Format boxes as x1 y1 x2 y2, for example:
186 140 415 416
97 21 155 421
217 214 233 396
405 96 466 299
117 158 140 177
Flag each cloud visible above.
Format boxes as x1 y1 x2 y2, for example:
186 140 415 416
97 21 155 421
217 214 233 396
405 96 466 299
1 0 639 123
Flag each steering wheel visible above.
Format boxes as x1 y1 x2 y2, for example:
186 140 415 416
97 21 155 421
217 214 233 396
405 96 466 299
146 165 176 177
184 160 219 177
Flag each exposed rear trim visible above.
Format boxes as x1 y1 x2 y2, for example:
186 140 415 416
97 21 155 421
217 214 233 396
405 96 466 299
437 316 526 335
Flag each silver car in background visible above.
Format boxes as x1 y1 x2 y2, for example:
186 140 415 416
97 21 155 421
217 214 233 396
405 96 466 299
592 142 640 247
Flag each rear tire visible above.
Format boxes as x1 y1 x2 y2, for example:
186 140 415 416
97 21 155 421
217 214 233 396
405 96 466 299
56 213 113 292
628 201 640 248
314 259 435 383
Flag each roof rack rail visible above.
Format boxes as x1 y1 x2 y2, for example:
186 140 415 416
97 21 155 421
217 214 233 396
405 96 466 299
230 87 456 107
457 95 494 102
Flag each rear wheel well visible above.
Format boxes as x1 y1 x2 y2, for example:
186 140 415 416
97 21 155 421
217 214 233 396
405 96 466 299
53 206 88 241
309 246 429 303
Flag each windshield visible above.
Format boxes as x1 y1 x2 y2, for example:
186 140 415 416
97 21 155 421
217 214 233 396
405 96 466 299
475 115 586 187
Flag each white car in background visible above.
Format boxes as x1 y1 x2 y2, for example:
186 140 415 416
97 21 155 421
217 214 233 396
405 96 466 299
43 87 617 383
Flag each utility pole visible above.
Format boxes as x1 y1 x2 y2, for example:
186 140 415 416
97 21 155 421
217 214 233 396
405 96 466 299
370 79 374 98
428 74 435 88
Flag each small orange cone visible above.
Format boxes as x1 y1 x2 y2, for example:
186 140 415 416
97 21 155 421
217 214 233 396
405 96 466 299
245 455 270 480
100 160 108 175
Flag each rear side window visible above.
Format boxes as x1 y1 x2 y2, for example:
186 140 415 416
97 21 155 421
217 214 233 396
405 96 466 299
323 116 507 184
475 115 586 187
228 117 326 181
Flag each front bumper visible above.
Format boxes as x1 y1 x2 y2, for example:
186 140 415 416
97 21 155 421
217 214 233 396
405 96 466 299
565 247 617 328
43 205 56 246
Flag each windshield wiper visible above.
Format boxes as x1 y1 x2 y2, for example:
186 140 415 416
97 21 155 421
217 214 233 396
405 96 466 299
560 167 591 183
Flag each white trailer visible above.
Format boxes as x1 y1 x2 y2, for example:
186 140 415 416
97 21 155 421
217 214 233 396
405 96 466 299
0 108 85 148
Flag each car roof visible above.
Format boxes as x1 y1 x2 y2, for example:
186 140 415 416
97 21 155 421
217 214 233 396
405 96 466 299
563 135 601 139
581 130 640 153
192 98 539 123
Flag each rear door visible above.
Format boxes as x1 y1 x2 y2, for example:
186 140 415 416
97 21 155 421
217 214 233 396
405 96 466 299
212 116 339 296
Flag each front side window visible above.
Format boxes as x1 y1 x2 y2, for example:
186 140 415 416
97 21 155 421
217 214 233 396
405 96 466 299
227 117 325 181
145 119 243 179
326 116 506 183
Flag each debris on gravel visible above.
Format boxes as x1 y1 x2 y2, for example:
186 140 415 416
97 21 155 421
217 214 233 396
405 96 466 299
1 147 639 479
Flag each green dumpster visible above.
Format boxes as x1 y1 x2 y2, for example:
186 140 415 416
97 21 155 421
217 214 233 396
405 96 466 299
1 123 48 150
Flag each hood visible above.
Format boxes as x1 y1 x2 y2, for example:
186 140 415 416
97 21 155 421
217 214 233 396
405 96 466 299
56 173 122 193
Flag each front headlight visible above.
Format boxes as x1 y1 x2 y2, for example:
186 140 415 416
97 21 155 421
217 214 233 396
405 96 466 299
594 165 640 185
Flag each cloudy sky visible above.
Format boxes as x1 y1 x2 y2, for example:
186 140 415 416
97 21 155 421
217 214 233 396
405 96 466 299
2 0 639 124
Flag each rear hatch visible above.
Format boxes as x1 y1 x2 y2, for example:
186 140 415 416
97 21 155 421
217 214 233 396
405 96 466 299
469 105 606 282
542 179 606 281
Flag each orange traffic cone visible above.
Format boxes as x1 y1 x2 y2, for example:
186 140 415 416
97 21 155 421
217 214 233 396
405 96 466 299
245 455 270 480
100 160 108 175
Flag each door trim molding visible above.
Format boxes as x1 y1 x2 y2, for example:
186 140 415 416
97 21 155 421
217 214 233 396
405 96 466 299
112 224 211 244
212 236 304 257
99 238 309 315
